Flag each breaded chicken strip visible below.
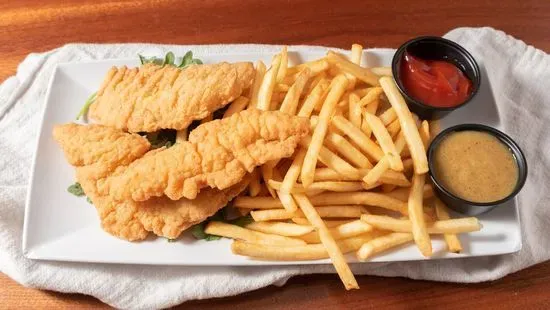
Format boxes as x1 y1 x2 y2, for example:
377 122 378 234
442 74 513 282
54 124 249 241
89 62 255 132
77 165 249 241
53 123 151 172
99 109 310 202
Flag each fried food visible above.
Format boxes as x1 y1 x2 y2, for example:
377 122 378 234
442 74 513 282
78 167 249 240
52 123 150 170
89 62 255 132
100 109 310 201
54 123 250 241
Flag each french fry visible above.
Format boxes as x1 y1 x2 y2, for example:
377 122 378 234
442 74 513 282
291 217 310 225
394 131 407 154
245 221 315 237
249 61 266 108
358 87 383 107
309 192 408 215
362 156 390 185
323 220 354 227
419 120 430 149
301 75 349 187
270 179 364 193
276 46 288 82
365 98 380 115
361 214 481 234
175 128 188 143
205 222 306 246
386 119 401 139
280 68 311 115
286 58 330 76
380 76 428 174
402 158 414 173
327 51 379 86
261 163 277 198
313 167 410 187
277 190 298 212
233 196 283 209
331 116 384 161
223 96 249 118
250 206 366 221
300 135 359 179
280 148 307 194
293 194 359 290
408 173 431 257
364 113 403 171
298 79 330 117
386 184 433 202
300 219 374 243
324 132 373 168
275 84 290 92
434 198 463 253
232 233 377 261
370 66 392 76
257 54 282 110
354 87 371 97
348 93 362 129
361 98 381 138
357 232 413 261
379 107 397 126
304 71 327 95
248 168 262 196
351 44 363 65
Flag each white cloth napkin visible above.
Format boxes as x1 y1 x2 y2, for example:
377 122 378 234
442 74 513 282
0 27 548 309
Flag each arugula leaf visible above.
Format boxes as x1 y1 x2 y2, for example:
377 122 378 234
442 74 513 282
191 223 208 240
167 238 177 243
76 92 97 120
68 182 85 197
164 52 175 66
86 197 93 204
205 235 222 241
179 51 194 67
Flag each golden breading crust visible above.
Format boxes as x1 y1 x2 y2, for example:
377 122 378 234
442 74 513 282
89 62 255 132
99 109 310 202
52 123 151 170
77 166 249 241
54 124 250 241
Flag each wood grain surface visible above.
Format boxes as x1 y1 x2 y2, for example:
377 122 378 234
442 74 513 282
1 0 549 308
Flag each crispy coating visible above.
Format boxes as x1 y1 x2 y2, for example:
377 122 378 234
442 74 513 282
52 123 151 170
54 124 249 241
89 62 255 132
100 109 310 201
78 166 249 240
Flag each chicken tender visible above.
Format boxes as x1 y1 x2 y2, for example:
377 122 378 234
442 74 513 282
78 166 249 241
89 62 255 132
54 124 249 241
100 109 310 202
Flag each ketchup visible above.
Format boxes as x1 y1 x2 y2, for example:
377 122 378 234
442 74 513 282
401 52 472 108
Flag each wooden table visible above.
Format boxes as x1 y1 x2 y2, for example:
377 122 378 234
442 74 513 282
1 0 549 308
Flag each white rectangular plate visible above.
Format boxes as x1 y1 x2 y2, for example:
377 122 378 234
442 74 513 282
23 48 521 265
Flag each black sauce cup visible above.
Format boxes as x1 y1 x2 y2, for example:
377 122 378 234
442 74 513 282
427 124 528 216
392 36 481 120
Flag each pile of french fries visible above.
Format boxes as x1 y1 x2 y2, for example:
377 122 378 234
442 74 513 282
203 45 482 290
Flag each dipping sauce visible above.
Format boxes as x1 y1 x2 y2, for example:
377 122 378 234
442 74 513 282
401 52 473 108
432 130 518 203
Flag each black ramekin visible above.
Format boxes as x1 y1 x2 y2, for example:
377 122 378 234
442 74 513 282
427 124 528 216
391 36 481 120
